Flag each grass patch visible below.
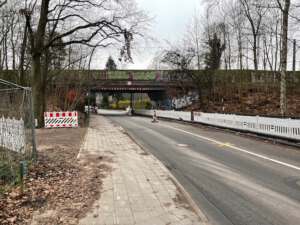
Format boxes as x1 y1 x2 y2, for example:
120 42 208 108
0 160 17 185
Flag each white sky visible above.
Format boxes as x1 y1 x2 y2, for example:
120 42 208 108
95 0 203 69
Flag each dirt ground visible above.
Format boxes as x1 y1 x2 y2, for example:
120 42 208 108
187 92 300 118
0 127 111 225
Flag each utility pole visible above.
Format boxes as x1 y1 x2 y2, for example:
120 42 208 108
293 39 296 72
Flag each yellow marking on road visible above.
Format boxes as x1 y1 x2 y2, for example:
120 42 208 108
218 142 233 148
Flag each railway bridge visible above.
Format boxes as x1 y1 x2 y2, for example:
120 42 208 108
53 70 195 108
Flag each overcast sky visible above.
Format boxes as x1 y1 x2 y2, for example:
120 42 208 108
96 0 203 69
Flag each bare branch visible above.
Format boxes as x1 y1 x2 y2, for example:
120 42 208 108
0 0 7 8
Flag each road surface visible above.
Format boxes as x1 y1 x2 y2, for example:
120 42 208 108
107 115 300 225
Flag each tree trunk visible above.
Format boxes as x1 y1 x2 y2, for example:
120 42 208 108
10 21 16 70
32 54 44 127
253 35 258 70
246 42 249 69
275 21 279 71
228 34 232 70
41 50 50 118
279 0 290 116
4 31 8 70
19 23 28 85
238 31 243 70
263 38 267 70
27 0 50 126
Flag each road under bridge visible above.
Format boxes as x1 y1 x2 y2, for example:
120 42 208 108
80 78 195 109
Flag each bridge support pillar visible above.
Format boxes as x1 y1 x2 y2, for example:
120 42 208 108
130 93 134 109
148 91 167 109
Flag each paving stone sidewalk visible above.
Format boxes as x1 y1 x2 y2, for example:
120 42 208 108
78 115 205 225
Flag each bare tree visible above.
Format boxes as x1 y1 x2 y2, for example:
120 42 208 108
20 0 148 125
228 0 246 70
240 0 268 70
0 0 7 8
161 47 195 71
0 1 20 70
184 13 202 69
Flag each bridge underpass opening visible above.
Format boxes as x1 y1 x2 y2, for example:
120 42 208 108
85 79 197 110
90 89 168 110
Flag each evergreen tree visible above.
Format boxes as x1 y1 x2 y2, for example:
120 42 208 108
105 56 123 108
204 33 226 70
105 56 117 70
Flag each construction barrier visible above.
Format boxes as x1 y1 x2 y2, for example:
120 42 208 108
44 111 78 128
135 110 300 141
0 116 25 153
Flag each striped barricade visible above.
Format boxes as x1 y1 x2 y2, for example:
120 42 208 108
44 111 78 128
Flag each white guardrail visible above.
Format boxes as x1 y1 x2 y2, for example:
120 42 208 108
135 110 300 141
97 109 130 116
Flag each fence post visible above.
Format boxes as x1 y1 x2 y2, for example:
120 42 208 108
256 115 259 130
191 110 194 122
28 87 37 161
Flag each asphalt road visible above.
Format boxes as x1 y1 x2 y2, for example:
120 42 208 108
107 115 300 225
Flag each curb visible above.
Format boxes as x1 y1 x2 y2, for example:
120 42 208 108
76 127 89 159
167 170 209 224
117 122 209 224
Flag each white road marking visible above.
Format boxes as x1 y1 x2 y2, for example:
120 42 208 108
160 123 300 172
177 143 189 148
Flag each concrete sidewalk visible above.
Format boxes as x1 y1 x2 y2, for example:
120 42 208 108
78 115 206 225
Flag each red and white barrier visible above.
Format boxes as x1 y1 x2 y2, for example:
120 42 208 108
44 111 78 128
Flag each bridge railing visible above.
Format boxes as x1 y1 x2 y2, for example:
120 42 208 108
134 110 300 141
